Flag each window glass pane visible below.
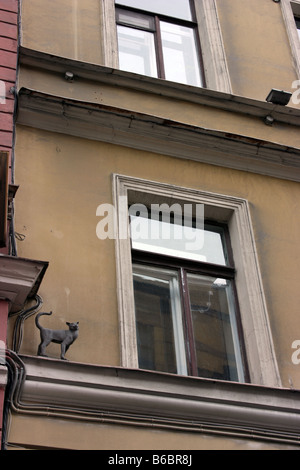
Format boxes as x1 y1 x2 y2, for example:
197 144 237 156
133 264 187 375
117 25 158 77
160 22 202 87
116 9 155 31
130 214 227 266
296 17 300 40
116 0 193 22
187 273 244 382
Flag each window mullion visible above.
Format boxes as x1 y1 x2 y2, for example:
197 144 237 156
180 268 198 376
169 274 188 375
154 16 166 79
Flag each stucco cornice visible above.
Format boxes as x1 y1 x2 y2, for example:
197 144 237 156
19 47 300 126
0 255 48 313
14 355 300 445
17 87 300 181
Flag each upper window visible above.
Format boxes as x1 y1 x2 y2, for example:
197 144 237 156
295 16 300 40
115 0 204 87
130 209 248 382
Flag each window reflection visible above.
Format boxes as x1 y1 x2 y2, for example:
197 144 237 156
161 22 202 87
117 25 158 77
296 17 300 40
116 0 193 22
133 264 187 375
130 214 227 265
187 273 244 382
132 264 245 381
115 1 204 87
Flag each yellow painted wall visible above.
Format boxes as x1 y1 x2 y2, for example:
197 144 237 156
10 0 300 451
11 125 300 390
8 414 296 450
217 0 299 100
21 0 104 64
20 0 299 101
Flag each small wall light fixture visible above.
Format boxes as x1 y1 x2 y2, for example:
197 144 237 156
64 71 74 82
264 115 274 126
266 88 292 106
272 0 280 3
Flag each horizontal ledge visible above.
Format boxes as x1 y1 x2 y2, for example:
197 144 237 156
16 355 300 444
0 255 48 312
16 88 300 182
19 47 300 126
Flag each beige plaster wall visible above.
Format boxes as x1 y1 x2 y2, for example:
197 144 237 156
217 0 299 100
10 125 300 391
20 0 299 102
8 414 297 450
12 0 300 451
20 0 104 64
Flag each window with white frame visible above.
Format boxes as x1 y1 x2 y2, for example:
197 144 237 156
115 0 204 87
101 0 232 93
113 175 281 387
130 208 248 381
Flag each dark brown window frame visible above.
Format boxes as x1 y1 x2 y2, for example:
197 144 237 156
115 2 206 86
131 219 250 382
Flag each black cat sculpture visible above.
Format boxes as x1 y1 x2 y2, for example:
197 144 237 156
35 311 79 360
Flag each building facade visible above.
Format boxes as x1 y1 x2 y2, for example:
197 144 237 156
1 0 300 450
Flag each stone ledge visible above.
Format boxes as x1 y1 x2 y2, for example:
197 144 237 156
16 355 300 445
17 88 300 182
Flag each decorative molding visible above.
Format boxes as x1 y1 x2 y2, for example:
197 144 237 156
19 46 300 125
17 88 300 182
0 255 48 313
14 355 300 445
112 174 281 388
194 0 232 93
100 0 119 69
281 0 300 77
100 0 231 93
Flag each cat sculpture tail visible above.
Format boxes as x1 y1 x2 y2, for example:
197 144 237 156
35 311 52 330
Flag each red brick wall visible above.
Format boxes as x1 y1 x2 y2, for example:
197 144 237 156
0 0 18 257
0 0 18 155
0 1 18 448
